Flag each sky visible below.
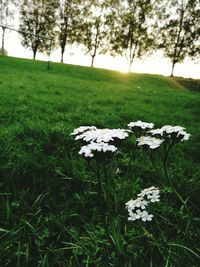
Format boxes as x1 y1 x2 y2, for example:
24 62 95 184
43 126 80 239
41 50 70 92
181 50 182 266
2 26 200 79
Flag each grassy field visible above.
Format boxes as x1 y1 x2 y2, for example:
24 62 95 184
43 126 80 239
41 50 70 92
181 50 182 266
0 56 200 266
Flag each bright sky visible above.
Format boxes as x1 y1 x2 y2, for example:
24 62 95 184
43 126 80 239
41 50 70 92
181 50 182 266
2 27 200 79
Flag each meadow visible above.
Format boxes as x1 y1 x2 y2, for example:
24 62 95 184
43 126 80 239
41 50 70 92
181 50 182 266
0 56 200 266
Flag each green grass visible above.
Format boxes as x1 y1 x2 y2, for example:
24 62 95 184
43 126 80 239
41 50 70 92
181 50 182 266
0 56 200 266
174 77 200 92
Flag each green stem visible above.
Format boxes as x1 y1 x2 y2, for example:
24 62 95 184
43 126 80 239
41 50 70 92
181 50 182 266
125 143 137 180
163 154 192 224
148 149 162 177
95 160 105 200
104 163 112 214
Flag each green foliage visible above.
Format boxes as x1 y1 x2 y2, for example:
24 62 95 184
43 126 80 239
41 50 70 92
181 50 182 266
0 0 16 52
158 0 200 76
108 0 157 72
0 0 16 26
75 0 114 67
19 0 59 59
0 56 200 266
57 0 84 63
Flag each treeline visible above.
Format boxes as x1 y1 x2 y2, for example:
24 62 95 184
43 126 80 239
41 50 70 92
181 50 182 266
1 0 200 76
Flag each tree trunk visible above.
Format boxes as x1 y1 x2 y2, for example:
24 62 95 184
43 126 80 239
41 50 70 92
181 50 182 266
128 41 138 73
170 61 176 77
91 55 95 67
90 23 99 68
61 47 65 63
33 49 37 60
170 8 185 77
1 27 5 51
128 59 133 73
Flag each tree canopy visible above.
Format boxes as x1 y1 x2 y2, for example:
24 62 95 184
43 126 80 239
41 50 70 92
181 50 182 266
19 0 59 59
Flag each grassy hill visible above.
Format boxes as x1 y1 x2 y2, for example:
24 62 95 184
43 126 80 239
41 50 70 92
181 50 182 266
0 56 200 130
0 56 200 266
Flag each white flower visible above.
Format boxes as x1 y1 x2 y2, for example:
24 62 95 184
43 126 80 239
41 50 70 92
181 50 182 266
149 125 190 141
126 186 160 222
126 198 148 210
149 125 184 136
162 125 185 134
141 210 153 221
79 142 117 158
150 193 160 203
137 136 164 149
127 210 137 221
75 128 129 143
177 130 191 141
149 128 164 136
128 121 154 130
138 186 160 203
70 126 97 136
128 209 153 222
128 209 143 221
138 186 158 197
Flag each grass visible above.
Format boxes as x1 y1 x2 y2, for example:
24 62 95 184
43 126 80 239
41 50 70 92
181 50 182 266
0 56 200 266
174 77 200 92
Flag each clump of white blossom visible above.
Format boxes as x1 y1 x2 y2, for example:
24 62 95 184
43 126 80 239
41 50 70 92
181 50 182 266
71 122 190 158
149 125 191 141
137 136 164 149
74 128 129 143
70 126 97 136
128 120 154 131
71 127 129 158
126 186 160 222
79 142 117 158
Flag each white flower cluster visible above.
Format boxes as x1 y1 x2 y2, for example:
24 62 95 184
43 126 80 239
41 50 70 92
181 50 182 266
137 136 164 149
126 186 160 222
71 122 190 157
79 142 117 157
138 186 160 203
149 125 190 141
128 120 154 130
70 126 97 136
74 128 129 143
71 126 129 158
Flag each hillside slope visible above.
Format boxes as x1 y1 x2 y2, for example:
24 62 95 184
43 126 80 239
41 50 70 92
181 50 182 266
0 56 199 131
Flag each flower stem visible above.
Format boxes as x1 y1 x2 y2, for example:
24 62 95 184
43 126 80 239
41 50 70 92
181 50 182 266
163 151 192 226
125 143 137 179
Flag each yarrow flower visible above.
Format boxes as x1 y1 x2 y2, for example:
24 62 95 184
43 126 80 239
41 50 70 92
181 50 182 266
149 125 190 141
70 126 97 136
128 209 153 222
136 136 164 149
125 186 160 222
125 197 148 210
74 128 129 143
137 186 160 203
128 120 154 131
79 142 117 158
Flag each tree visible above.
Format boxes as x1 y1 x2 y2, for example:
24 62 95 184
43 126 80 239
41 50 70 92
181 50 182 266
76 0 113 67
108 0 157 72
19 0 59 59
0 0 16 52
159 0 200 77
57 0 82 63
